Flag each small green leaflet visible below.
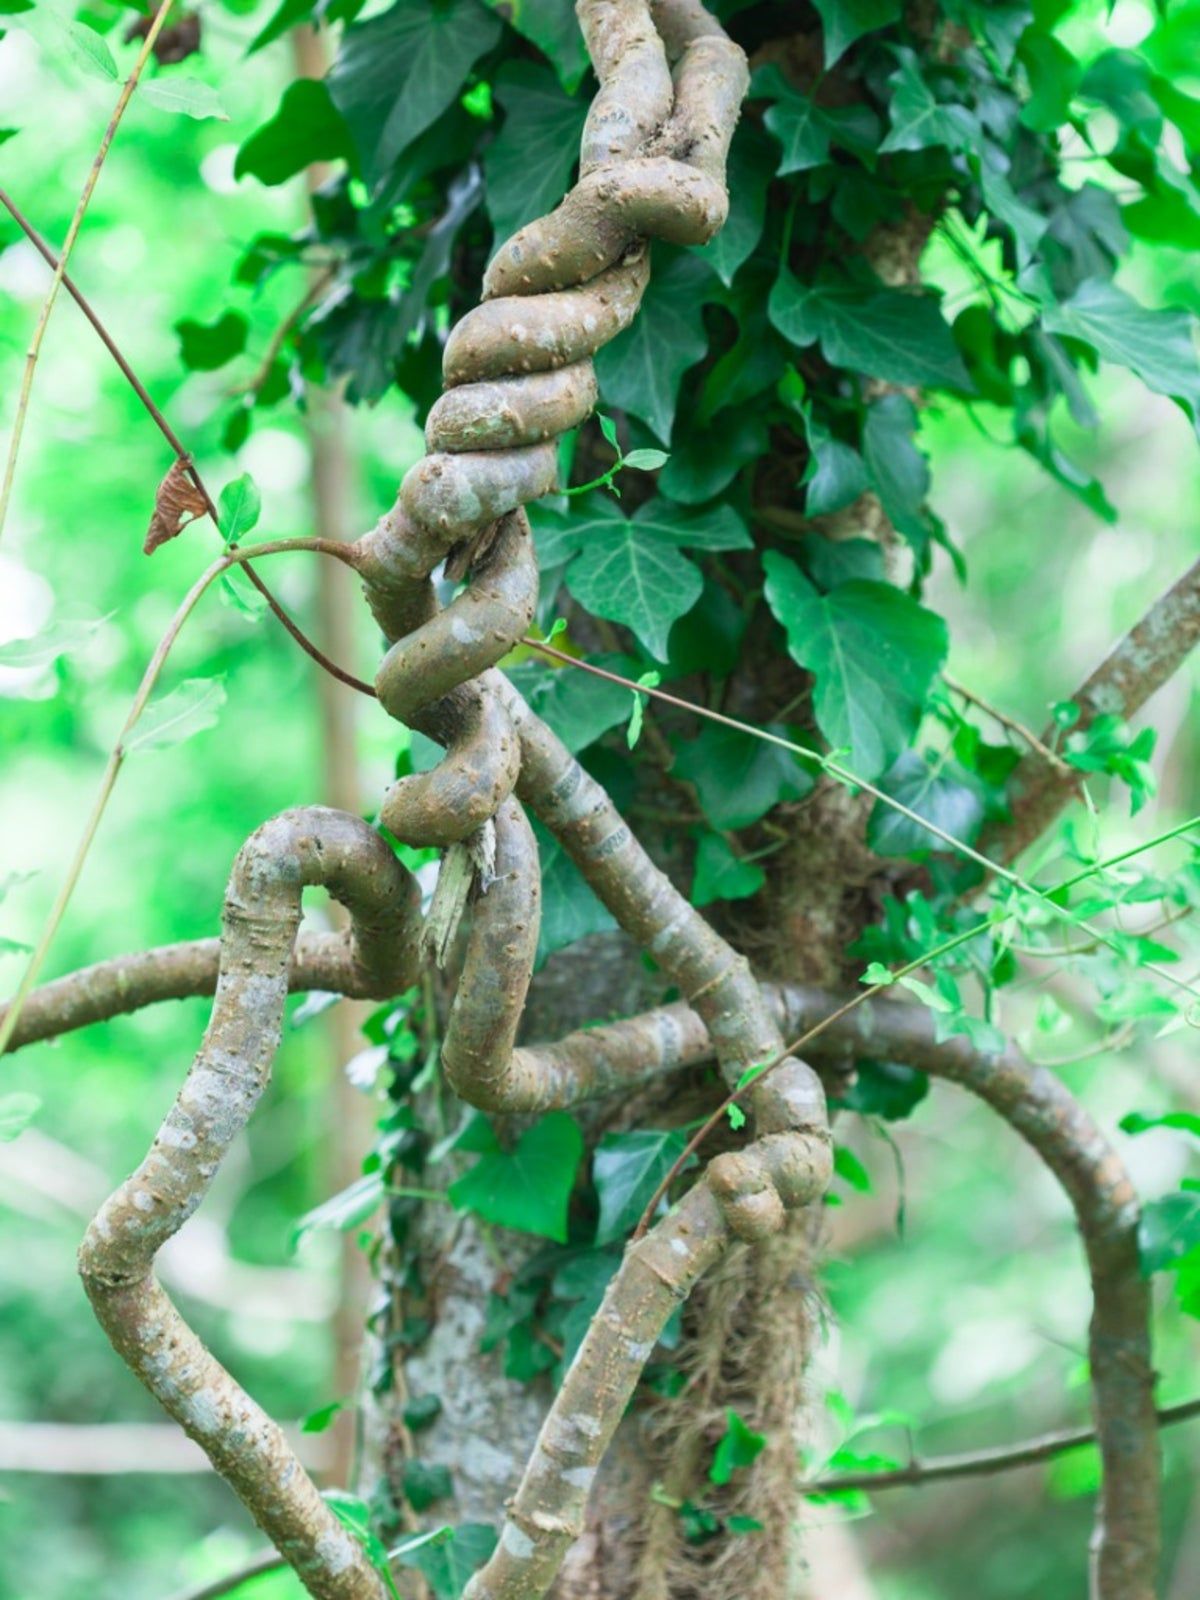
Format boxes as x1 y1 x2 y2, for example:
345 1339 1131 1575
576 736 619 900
594 251 714 443
626 670 660 748
291 1171 384 1248
1043 279 1200 434
140 79 229 122
301 1399 347 1434
811 0 902 67
329 0 502 189
709 1409 767 1485
763 556 948 780
396 1521 499 1599
235 80 356 187
0 615 105 671
486 63 587 250
593 1129 693 1243
448 1112 583 1242
0 1092 40 1142
1121 1110 1200 1139
217 473 261 545
834 1144 871 1192
768 270 971 392
126 677 226 754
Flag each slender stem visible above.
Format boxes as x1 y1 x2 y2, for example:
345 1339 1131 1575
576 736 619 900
942 670 1072 773
804 1396 1200 1496
0 0 175 542
0 538 362 1059
0 189 375 699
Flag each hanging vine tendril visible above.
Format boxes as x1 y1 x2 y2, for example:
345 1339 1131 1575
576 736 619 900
79 5 836 1598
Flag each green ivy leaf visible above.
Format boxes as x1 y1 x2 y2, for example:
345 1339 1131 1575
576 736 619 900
127 678 227 754
1043 279 1200 433
594 1129 692 1243
691 832 766 906
811 0 902 66
594 252 713 443
217 473 261 545
235 80 355 186
486 62 587 249
291 1172 384 1248
329 0 501 189
505 654 636 753
1018 31 1081 132
532 817 617 965
482 0 589 91
448 1112 584 1242
756 66 832 173
762 555 948 779
769 270 971 391
861 393 933 552
140 78 229 122
396 1522 499 1599
672 723 813 829
697 120 775 285
880 48 980 153
833 1060 929 1120
866 749 985 857
1139 1191 1200 1275
710 1409 767 1485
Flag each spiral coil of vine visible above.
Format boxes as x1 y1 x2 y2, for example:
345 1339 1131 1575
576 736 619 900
80 6 836 1599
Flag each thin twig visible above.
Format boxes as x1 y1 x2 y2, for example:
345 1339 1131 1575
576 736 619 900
0 0 174 542
803 1396 1200 1495
0 190 376 700
0 538 362 1059
942 670 1073 773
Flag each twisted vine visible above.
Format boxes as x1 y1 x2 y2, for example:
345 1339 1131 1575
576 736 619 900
80 5 833 1598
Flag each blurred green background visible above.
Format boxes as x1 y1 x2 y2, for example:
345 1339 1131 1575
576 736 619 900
0 2 1197 1597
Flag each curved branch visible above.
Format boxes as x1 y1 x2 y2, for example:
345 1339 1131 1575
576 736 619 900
984 553 1200 862
78 809 422 1600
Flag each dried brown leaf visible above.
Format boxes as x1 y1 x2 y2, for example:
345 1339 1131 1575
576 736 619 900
144 457 208 555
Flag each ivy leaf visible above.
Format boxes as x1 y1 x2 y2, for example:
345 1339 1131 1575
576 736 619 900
140 78 229 121
216 473 261 544
532 817 616 965
657 409 769 505
505 655 636 753
861 394 932 552
629 498 751 552
710 1409 767 1484
594 252 713 443
1139 1191 1200 1275
691 832 766 907
880 48 980 153
1018 32 1081 132
866 749 985 857
769 271 971 391
697 120 775 285
235 80 355 187
448 1112 584 1242
832 1061 929 1120
811 0 902 67
594 1129 692 1244
329 0 502 189
292 1172 384 1248
1043 280 1200 434
0 1092 40 1142
247 0 314 55
175 311 247 373
486 62 587 250
396 1522 498 1599
672 723 813 829
127 677 227 753
802 415 869 517
762 555 948 779
563 514 706 662
482 0 589 91
755 66 831 173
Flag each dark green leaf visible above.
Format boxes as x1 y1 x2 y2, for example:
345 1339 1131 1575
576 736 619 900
691 832 766 906
658 409 769 505
448 1112 584 1242
833 1060 929 1120
486 62 587 249
594 252 712 443
175 312 247 372
396 1522 498 1599
235 80 355 187
866 749 986 857
532 819 617 965
697 120 775 285
811 0 901 66
505 654 636 753
561 504 710 660
482 0 589 90
880 48 980 153
861 393 932 551
594 1129 692 1244
672 723 813 829
329 0 501 188
762 555 948 778
1018 31 1081 132
1139 1191 1200 1275
710 1409 767 1485
401 1460 453 1512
